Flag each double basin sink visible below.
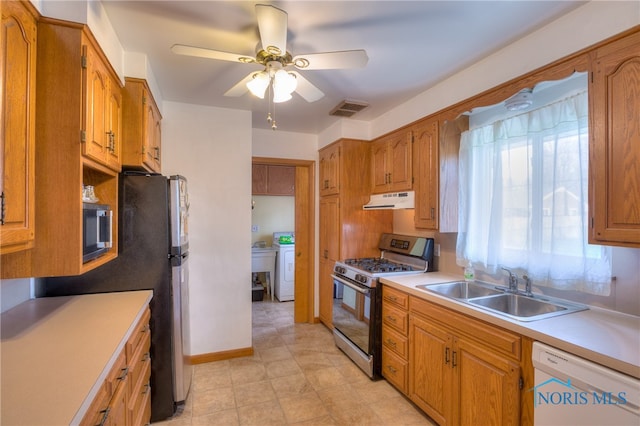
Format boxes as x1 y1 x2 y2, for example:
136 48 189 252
416 281 587 321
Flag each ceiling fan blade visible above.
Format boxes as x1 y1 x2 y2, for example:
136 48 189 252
291 72 324 102
255 4 288 56
292 50 368 70
224 72 256 97
171 44 255 64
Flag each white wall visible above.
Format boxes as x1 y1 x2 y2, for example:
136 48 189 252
319 0 640 145
161 102 253 356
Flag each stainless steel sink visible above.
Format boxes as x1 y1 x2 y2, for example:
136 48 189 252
468 293 587 321
417 281 505 299
417 280 588 321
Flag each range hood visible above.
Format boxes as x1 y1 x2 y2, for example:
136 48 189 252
363 191 415 210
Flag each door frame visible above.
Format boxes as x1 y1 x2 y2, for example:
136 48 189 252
252 157 315 323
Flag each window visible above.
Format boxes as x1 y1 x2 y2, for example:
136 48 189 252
457 89 612 295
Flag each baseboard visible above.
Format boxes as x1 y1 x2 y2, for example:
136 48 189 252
188 347 254 364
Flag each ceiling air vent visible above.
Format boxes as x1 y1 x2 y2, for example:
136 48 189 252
330 100 369 118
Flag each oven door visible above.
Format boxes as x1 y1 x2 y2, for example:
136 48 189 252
331 274 373 355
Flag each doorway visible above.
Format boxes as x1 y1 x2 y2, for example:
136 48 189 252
252 157 315 323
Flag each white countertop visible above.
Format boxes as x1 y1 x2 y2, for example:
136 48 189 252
1 290 153 425
380 272 640 379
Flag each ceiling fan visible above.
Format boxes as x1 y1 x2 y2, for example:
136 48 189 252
171 4 368 104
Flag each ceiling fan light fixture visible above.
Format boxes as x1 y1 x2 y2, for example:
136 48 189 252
247 71 270 98
273 91 292 103
274 70 297 95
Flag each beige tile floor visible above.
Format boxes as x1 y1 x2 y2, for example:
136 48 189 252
154 299 435 425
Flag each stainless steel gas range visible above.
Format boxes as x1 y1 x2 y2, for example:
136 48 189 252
331 233 435 379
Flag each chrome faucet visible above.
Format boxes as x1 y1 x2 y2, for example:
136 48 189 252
501 267 518 293
522 275 533 296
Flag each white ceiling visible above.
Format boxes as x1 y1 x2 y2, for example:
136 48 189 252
101 1 585 134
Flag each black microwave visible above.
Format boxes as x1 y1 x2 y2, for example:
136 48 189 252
83 203 113 263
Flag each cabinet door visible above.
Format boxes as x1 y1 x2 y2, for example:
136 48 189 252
106 76 122 171
388 130 413 192
413 119 439 229
1 0 36 253
590 32 640 247
371 138 389 193
252 164 268 194
319 143 340 196
83 43 109 165
318 258 334 328
452 337 520 426
409 314 452 426
319 196 339 261
142 86 161 172
267 165 295 195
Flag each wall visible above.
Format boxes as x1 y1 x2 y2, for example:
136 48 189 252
251 196 295 247
319 1 640 145
161 101 253 356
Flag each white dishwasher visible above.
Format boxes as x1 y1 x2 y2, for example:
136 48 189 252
532 342 640 425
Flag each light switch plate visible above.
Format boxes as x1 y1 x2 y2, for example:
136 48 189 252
252 225 259 232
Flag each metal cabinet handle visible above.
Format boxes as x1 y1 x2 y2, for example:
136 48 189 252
386 338 397 348
452 350 457 368
386 365 397 374
445 347 450 364
386 315 397 323
98 407 111 426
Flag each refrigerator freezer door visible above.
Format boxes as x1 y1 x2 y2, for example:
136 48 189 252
170 175 189 254
172 252 192 402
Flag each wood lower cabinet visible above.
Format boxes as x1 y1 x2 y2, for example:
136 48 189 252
81 307 151 426
381 285 527 426
381 286 410 394
0 0 37 256
409 297 521 426
589 30 640 247
122 77 162 173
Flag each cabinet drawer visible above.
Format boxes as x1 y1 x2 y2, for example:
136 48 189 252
128 329 151 397
126 308 151 360
382 325 408 359
410 296 521 361
382 303 408 335
129 362 151 426
382 347 408 394
382 285 409 309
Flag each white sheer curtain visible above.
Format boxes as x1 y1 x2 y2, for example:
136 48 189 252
456 91 612 295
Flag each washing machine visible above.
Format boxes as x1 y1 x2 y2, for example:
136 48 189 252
273 232 295 302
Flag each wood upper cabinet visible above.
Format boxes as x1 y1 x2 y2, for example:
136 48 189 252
81 41 122 172
319 142 340 196
412 119 439 230
25 19 120 278
122 77 162 173
589 30 640 247
371 129 413 194
413 115 466 232
252 164 295 195
0 0 37 255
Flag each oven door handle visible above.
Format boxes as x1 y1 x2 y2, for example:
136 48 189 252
331 275 369 294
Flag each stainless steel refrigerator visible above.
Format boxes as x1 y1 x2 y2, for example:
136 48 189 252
43 171 192 422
